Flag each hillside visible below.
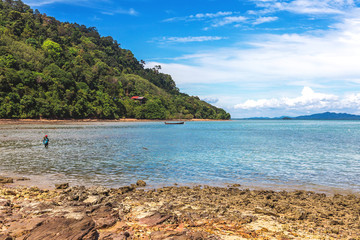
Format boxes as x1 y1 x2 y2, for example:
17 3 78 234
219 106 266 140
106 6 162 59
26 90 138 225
0 0 230 120
294 112 360 120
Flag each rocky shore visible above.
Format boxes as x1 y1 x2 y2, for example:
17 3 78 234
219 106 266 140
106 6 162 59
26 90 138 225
1 177 360 239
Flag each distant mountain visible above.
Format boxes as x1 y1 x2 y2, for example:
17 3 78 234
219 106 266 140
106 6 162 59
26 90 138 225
294 112 360 120
239 112 360 120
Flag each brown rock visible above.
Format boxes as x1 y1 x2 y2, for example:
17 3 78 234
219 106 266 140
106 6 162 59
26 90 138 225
55 183 69 189
0 198 11 207
136 180 146 187
5 217 46 238
139 212 173 226
16 177 31 181
99 232 128 240
254 207 279 217
91 205 120 229
0 234 13 240
150 230 187 240
24 216 98 240
83 195 102 205
118 186 135 194
0 176 13 184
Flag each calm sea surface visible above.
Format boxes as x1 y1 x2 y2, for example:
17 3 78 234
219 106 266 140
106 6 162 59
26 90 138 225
1 120 360 193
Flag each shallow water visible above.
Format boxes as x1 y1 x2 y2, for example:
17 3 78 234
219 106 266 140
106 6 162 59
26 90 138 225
1 120 360 192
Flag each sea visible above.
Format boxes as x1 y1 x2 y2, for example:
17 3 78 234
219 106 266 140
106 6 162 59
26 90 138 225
1 120 360 193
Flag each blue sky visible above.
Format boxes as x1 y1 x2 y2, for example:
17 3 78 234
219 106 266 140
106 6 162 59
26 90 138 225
24 0 360 117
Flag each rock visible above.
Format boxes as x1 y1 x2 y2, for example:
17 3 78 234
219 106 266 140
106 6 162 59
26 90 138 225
4 190 16 196
24 216 98 239
150 230 187 240
0 234 13 240
118 186 135 194
90 205 120 229
89 186 109 196
138 212 173 226
55 183 69 189
293 208 308 220
99 232 129 240
0 177 13 184
5 217 46 238
84 195 102 205
0 198 11 207
136 180 146 187
16 177 30 181
254 207 279 217
229 184 241 187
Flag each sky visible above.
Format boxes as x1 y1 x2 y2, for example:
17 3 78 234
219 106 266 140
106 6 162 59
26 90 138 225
23 0 360 118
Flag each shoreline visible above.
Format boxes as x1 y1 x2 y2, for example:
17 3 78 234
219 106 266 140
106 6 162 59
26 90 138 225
1 172 359 197
0 118 229 125
1 177 359 239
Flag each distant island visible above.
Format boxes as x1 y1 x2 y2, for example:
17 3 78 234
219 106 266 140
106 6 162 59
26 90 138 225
239 112 360 120
0 1 230 120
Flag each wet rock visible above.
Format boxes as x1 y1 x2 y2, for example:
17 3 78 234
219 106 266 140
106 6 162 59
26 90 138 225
0 177 13 184
55 183 69 189
136 180 146 187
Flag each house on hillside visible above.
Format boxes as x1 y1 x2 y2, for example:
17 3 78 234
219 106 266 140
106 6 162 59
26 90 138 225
131 96 147 104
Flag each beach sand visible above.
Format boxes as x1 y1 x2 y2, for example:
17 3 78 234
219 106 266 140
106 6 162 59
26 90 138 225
1 176 359 239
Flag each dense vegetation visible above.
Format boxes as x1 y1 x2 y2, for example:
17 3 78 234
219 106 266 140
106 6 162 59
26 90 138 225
0 0 230 120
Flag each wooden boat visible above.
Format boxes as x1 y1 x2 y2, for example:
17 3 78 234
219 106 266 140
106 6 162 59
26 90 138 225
164 121 185 125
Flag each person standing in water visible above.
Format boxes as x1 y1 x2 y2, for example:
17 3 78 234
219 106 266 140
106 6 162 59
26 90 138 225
43 135 49 148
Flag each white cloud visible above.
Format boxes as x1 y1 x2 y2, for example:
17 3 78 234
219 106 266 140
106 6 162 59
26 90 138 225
234 87 339 110
158 36 226 43
149 9 360 116
252 0 355 15
253 16 278 25
101 8 138 16
24 0 71 6
24 0 138 16
191 11 233 19
151 10 360 84
163 11 233 22
212 16 248 27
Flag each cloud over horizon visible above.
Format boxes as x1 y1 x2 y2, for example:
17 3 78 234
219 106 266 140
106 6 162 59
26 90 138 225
233 86 360 117
148 7 360 117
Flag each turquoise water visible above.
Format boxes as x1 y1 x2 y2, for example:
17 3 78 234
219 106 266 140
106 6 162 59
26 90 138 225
1 120 360 193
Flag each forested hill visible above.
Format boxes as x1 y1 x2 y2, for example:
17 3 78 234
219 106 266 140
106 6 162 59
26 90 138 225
0 0 230 120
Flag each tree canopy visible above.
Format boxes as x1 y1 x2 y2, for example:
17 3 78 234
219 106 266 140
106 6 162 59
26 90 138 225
0 0 231 120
